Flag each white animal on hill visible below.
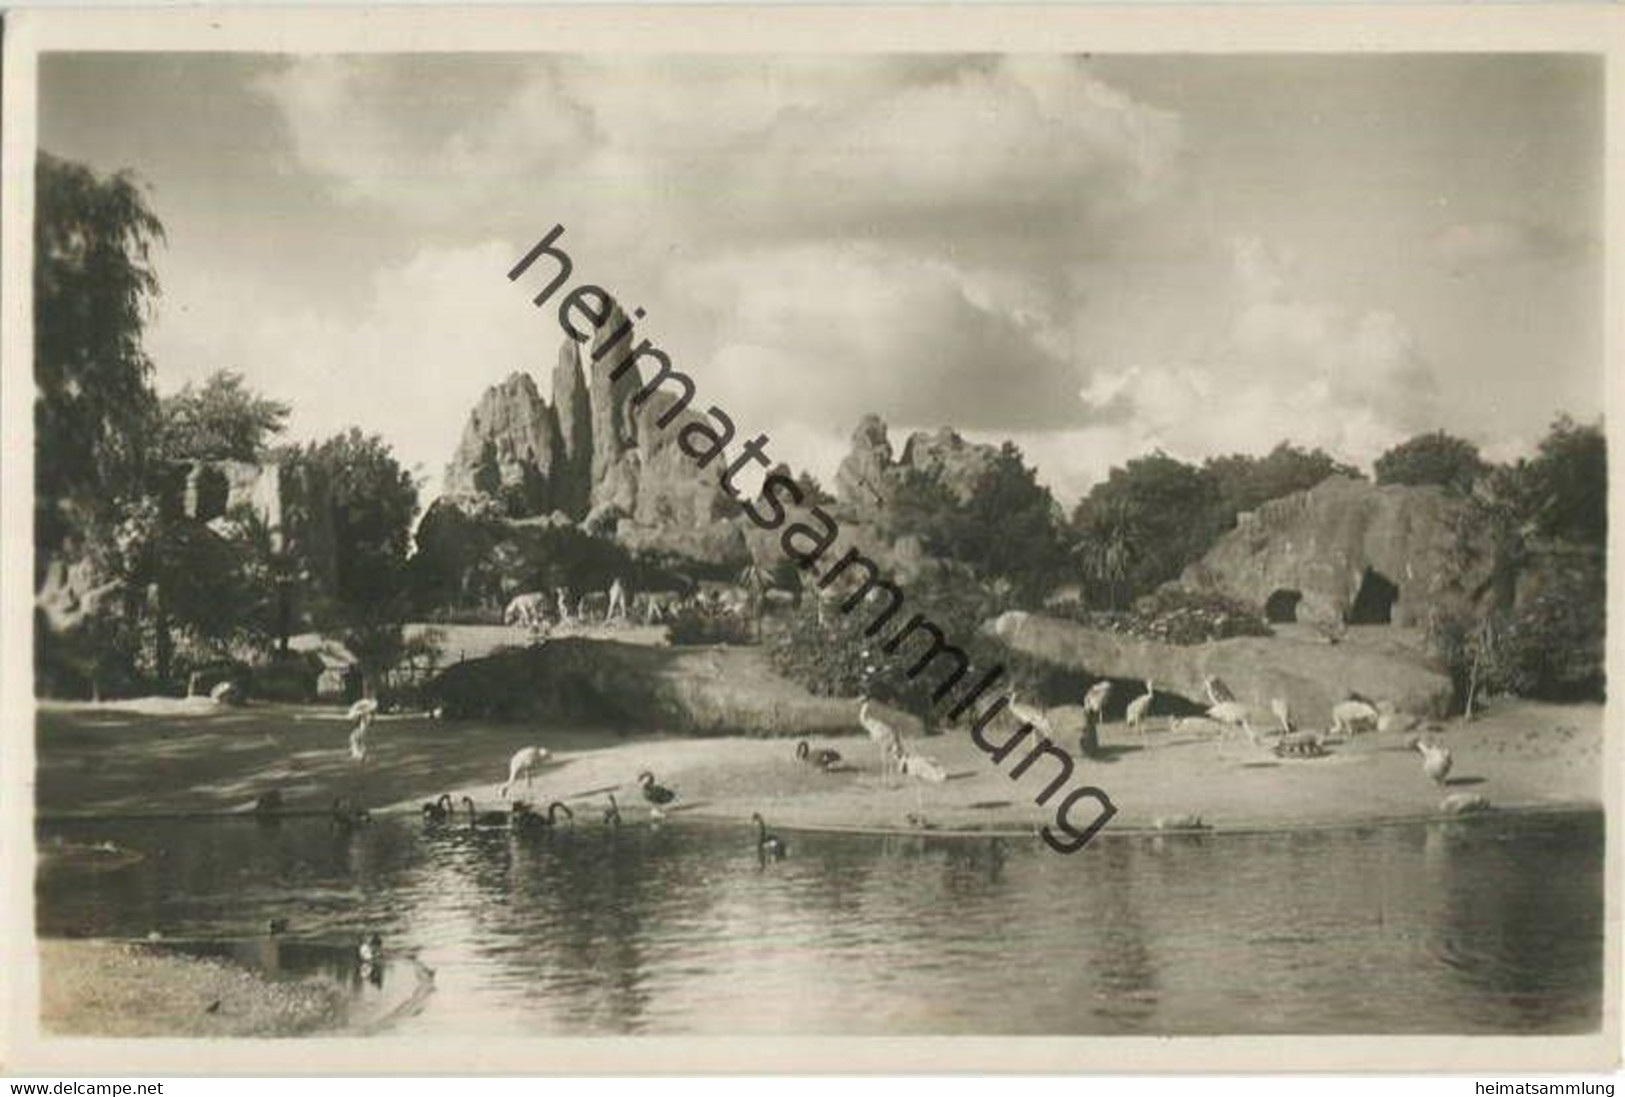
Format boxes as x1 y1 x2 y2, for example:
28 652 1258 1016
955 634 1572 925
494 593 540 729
1125 680 1155 743
1330 699 1381 739
858 698 905 779
504 591 548 628
499 746 552 799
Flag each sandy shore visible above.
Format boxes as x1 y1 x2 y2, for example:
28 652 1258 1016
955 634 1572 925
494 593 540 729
39 939 346 1037
38 694 1603 836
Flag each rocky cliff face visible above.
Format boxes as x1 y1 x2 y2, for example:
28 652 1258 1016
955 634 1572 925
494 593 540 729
833 414 1002 518
443 373 564 516
1179 476 1495 628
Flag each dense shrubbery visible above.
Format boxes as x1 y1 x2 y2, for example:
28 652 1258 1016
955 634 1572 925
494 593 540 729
1050 587 1271 646
1497 572 1606 701
666 605 755 647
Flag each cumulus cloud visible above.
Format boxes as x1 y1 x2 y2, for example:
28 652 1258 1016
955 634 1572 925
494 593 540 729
1075 237 1440 467
147 240 545 499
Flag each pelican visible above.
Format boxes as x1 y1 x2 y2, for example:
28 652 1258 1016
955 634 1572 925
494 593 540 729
1082 680 1113 718
752 812 788 860
499 746 551 799
1007 691 1053 748
1125 680 1155 743
858 697 905 779
1413 737 1454 785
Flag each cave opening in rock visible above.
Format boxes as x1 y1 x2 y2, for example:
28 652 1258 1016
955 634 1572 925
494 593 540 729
1345 567 1399 625
1264 588 1303 624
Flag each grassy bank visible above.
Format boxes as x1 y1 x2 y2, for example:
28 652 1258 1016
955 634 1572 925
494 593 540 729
39 939 345 1037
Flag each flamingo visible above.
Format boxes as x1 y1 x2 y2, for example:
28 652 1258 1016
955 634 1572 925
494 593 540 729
1412 738 1454 784
499 746 552 799
1270 698 1294 734
1007 691 1053 749
1125 680 1155 743
795 740 843 770
752 812 788 860
1083 680 1113 718
897 749 948 816
858 697 905 780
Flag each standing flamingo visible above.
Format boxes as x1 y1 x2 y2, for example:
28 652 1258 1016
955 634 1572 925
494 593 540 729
1083 680 1113 719
858 697 905 780
499 746 551 799
1008 690 1053 749
1125 680 1155 744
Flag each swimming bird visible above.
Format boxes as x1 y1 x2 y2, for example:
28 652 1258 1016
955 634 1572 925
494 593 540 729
499 745 551 799
546 801 575 827
638 771 677 808
358 933 382 965
858 697 905 779
461 795 508 828
1412 737 1454 785
1008 691 1053 749
330 796 370 832
795 740 843 770
1125 680 1155 743
752 812 788 860
1082 680 1113 718
253 789 284 816
603 793 623 827
420 793 454 823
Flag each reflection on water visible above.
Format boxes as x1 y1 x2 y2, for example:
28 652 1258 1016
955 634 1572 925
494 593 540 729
37 812 1603 1035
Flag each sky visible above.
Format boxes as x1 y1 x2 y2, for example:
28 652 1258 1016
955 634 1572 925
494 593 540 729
39 52 1604 506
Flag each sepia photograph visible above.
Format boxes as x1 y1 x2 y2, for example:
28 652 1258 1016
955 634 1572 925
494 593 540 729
1 4 1618 1074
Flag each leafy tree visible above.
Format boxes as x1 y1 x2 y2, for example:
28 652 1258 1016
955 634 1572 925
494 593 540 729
158 370 290 462
34 151 165 554
1205 442 1361 518
1374 431 1489 493
288 429 418 614
1523 415 1606 546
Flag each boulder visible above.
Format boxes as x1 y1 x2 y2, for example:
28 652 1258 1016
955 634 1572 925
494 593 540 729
988 610 1453 724
550 341 594 519
1179 476 1495 629
443 372 563 515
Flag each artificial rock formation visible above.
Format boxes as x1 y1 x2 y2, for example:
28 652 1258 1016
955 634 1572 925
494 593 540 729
989 609 1454 722
439 297 747 574
834 415 1002 517
1178 476 1495 629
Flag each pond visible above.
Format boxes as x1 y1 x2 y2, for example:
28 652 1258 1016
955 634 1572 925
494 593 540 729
37 811 1604 1036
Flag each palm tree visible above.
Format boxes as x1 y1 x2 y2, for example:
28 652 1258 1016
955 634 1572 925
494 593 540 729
1079 500 1138 611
